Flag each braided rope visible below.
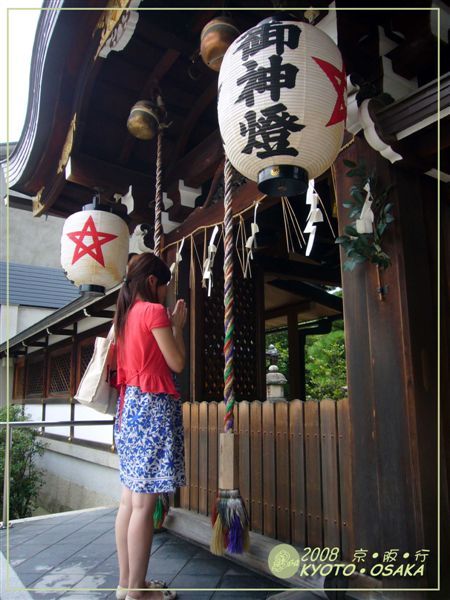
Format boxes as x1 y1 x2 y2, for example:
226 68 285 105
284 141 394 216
223 158 235 433
153 129 163 256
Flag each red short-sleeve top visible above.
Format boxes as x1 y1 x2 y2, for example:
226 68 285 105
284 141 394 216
115 300 180 399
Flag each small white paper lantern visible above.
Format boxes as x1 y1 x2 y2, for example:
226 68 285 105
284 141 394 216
61 202 129 294
218 17 347 196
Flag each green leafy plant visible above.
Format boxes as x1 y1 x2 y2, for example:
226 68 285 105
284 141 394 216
305 320 347 400
335 159 394 271
0 405 46 519
266 312 347 401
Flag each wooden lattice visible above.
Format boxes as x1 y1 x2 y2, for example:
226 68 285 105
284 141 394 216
202 248 259 402
234 274 259 399
79 342 94 380
49 350 71 394
25 357 44 396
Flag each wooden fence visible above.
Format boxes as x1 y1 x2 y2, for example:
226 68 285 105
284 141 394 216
179 398 354 561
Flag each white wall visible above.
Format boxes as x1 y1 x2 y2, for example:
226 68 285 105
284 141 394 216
0 199 65 268
0 304 54 345
0 303 19 342
35 437 120 513
17 306 55 332
0 167 67 408
0 356 13 409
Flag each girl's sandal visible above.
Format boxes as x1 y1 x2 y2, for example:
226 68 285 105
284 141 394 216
124 591 176 600
116 580 167 600
147 580 167 589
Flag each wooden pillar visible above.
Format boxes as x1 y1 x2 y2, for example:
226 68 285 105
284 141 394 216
334 136 437 590
298 332 306 402
287 310 300 400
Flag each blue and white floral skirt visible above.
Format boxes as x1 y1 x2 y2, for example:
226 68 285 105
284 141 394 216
114 385 186 494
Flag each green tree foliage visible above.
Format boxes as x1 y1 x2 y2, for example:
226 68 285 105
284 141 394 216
266 315 347 401
0 405 46 519
305 320 347 400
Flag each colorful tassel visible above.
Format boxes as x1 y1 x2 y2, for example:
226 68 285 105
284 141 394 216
211 494 218 527
210 489 250 555
153 493 170 530
211 512 226 556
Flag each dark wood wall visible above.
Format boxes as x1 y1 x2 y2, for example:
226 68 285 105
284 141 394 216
334 136 439 592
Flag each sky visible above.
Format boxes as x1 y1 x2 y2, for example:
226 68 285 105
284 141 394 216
1 0 43 144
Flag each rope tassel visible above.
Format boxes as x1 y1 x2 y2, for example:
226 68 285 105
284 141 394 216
209 157 250 556
210 489 250 555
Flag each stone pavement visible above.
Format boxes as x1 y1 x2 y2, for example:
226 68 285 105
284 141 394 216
0 507 321 600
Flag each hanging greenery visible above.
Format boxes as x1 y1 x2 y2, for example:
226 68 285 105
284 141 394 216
335 159 394 271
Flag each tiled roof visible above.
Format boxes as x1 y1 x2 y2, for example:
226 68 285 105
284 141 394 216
0 261 80 308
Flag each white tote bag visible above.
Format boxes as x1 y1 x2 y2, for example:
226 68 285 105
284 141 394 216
74 325 118 416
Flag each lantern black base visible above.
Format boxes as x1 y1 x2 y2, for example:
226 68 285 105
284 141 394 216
80 284 105 296
257 165 309 197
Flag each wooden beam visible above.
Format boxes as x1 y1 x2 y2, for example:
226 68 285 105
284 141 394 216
264 301 311 321
165 129 224 189
65 153 154 195
268 280 343 312
375 74 449 139
83 309 115 319
164 180 271 248
32 172 66 217
136 22 194 57
22 340 47 348
386 32 438 81
203 158 225 209
255 256 341 286
46 326 76 336
170 81 218 169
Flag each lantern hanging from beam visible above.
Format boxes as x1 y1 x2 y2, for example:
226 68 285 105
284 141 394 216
218 16 347 196
61 198 129 294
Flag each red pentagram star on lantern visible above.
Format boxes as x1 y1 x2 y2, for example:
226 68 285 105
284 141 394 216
66 215 118 267
312 56 347 127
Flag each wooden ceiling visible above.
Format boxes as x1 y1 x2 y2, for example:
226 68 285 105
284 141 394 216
3 0 446 324
7 1 447 228
58 1 333 220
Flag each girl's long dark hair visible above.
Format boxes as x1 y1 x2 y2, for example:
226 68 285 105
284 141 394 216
114 253 171 341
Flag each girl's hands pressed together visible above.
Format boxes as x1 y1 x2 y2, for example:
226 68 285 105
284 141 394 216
168 299 187 330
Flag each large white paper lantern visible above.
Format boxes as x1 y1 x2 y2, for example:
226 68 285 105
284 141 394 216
61 201 129 294
218 16 347 196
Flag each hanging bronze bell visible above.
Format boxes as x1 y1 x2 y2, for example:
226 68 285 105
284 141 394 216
200 17 239 72
126 100 160 140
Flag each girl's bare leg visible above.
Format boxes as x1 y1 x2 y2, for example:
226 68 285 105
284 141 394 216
116 486 133 588
127 491 159 597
